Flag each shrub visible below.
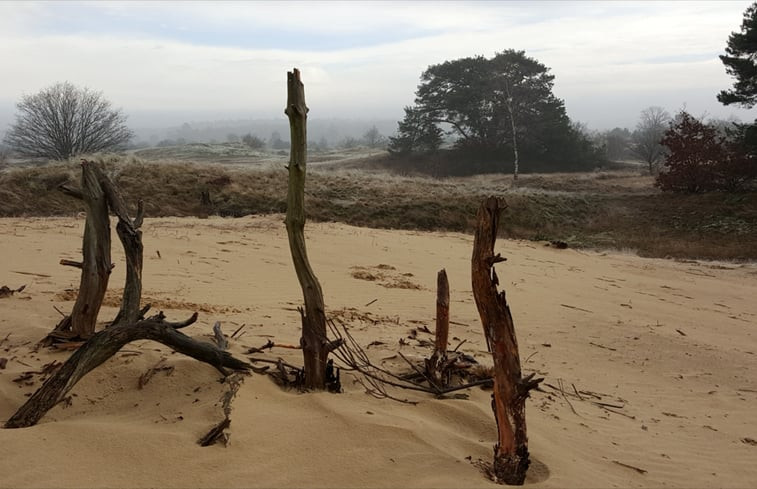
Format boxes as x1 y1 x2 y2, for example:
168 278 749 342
656 111 756 193
242 133 265 149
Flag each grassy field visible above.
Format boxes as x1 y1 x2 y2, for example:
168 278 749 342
1 147 756 261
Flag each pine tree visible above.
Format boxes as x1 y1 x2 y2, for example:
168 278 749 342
718 2 757 107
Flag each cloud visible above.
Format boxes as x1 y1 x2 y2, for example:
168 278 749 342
0 1 754 129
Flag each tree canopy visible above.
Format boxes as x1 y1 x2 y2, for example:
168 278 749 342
387 106 443 156
718 2 757 108
389 50 603 174
4 82 133 160
718 2 757 158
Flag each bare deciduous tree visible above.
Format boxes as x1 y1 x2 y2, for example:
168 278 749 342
3 82 133 160
362 125 386 148
631 106 671 174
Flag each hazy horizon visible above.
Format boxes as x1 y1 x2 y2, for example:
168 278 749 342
1 1 756 136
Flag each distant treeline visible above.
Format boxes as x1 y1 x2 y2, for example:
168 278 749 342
128 118 400 150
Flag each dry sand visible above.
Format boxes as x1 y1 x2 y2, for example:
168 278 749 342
0 215 756 488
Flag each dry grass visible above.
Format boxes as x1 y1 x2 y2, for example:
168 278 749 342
1 154 756 261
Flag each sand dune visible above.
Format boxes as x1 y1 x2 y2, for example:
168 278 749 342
1 215 756 488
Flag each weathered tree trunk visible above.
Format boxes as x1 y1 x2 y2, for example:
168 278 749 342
67 160 112 338
425 269 450 386
4 313 250 429
99 169 146 327
471 197 542 485
283 68 336 390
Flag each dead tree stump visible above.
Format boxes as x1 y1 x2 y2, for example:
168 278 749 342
471 197 542 485
55 160 148 337
425 269 450 386
283 68 340 390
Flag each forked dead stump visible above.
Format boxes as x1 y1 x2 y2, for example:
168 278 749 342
50 161 147 341
284 68 340 390
425 269 450 386
471 197 542 485
5 313 250 429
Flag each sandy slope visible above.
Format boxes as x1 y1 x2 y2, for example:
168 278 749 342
0 215 755 488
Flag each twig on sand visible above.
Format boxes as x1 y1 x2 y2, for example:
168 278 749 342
560 303 593 313
612 460 647 475
589 341 617 352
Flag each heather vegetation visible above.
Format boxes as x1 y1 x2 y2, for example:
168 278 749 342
1 153 756 261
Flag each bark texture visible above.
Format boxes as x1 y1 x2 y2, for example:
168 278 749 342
68 161 112 338
5 314 250 429
471 197 541 485
425 269 450 386
283 68 334 390
105 180 145 327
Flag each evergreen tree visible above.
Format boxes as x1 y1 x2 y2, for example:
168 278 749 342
718 2 757 107
388 106 442 155
719 2 757 157
390 50 602 172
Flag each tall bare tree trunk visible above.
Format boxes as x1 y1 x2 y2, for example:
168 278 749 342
284 68 334 390
504 80 519 183
68 161 112 338
471 197 542 485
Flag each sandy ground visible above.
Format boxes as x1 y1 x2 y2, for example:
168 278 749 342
0 215 756 488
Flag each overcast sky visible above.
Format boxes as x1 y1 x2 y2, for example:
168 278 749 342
0 1 754 132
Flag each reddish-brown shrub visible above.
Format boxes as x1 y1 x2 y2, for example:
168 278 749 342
656 111 756 193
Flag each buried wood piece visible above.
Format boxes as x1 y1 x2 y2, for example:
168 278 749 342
284 68 340 390
471 197 543 485
212 322 228 350
0 285 25 298
425 269 450 386
4 313 250 429
199 322 243 447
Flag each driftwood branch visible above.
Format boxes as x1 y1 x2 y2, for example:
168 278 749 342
471 197 542 485
59 259 83 269
5 314 250 429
